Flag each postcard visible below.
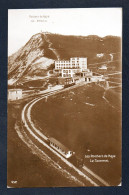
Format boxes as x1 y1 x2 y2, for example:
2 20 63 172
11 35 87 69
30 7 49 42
8 8 122 187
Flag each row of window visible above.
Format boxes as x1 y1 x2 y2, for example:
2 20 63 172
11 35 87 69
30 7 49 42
56 63 86 65
56 65 80 68
56 62 70 65
63 70 72 73
56 58 87 62
62 74 72 77
56 63 86 66
56 62 86 64
56 65 71 67
50 142 68 155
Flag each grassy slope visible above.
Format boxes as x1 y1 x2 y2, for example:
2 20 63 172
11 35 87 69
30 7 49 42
47 34 121 64
31 83 121 185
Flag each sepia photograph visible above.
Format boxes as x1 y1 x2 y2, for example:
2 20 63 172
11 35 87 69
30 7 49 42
7 8 122 187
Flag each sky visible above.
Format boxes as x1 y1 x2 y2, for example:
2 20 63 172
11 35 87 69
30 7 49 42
8 8 122 56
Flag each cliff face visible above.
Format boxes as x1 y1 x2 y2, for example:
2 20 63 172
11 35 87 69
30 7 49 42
8 33 121 85
8 33 58 85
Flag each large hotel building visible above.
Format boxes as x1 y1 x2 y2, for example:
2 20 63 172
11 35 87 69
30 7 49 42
55 57 87 70
55 57 88 78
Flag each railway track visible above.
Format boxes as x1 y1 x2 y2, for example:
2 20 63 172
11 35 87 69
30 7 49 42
20 87 110 186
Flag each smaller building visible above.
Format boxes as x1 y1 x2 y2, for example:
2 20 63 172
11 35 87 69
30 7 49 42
79 69 93 83
85 76 92 82
81 69 93 77
96 53 104 58
8 89 22 101
57 77 74 85
91 76 105 82
61 69 81 78
99 65 107 70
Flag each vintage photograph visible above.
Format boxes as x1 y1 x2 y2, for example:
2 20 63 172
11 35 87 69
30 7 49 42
8 8 122 187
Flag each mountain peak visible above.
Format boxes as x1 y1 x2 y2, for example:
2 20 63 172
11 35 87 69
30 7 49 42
8 33 121 86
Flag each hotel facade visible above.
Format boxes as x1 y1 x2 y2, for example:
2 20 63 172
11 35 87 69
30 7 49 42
55 57 88 77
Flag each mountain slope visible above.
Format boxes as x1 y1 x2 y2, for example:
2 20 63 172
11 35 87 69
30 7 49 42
8 33 59 85
45 34 121 62
8 33 121 86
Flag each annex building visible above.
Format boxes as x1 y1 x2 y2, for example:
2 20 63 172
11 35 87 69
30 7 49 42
8 89 22 101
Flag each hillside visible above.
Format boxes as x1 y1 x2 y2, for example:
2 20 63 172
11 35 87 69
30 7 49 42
46 34 121 62
8 33 57 85
8 33 121 86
